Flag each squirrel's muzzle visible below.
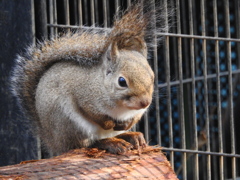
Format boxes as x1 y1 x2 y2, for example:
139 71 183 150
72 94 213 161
123 95 152 110
139 99 151 109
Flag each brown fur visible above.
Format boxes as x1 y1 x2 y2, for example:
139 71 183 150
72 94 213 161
11 2 168 155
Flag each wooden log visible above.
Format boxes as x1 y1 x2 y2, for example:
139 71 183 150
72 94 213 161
0 146 178 179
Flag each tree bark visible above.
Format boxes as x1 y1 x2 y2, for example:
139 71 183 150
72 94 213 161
0 146 178 179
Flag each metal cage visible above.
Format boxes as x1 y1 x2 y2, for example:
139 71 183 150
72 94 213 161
40 0 240 179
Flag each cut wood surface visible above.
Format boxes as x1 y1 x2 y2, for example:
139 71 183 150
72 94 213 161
0 146 178 180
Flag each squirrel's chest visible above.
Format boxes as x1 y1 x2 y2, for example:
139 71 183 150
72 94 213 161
71 112 126 140
96 128 126 139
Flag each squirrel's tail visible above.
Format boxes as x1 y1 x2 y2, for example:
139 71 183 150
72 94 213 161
10 31 109 128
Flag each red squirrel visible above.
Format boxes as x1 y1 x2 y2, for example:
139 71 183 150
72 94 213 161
11 2 168 155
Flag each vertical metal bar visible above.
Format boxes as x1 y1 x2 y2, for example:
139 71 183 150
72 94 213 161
94 0 99 26
63 0 70 32
114 0 120 22
49 0 58 41
49 0 54 37
144 113 149 143
34 0 47 40
224 0 236 179
30 0 40 159
90 0 95 26
53 0 57 35
200 0 211 180
234 1 240 175
163 0 174 169
235 0 240 68
30 1 35 42
78 0 83 26
176 0 186 178
188 0 199 179
48 0 57 37
102 0 108 28
141 0 159 143
169 0 178 78
142 0 153 150
138 2 147 137
234 2 240 176
234 3 240 176
151 2 161 146
213 0 223 179
143 0 150 138
127 0 131 7
64 0 70 25
115 0 119 12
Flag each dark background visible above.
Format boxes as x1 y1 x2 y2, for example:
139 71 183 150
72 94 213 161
0 0 38 166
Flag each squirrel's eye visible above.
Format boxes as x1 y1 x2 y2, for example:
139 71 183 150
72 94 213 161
118 77 128 87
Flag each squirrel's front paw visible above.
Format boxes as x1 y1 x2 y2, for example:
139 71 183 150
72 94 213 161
91 132 147 154
92 137 134 154
116 132 147 149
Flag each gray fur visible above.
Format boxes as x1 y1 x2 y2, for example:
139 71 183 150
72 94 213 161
11 2 169 155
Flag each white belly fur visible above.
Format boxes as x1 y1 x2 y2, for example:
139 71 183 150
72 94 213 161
62 98 127 141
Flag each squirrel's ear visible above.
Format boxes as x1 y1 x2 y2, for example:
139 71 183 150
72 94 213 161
108 37 147 60
110 37 147 59
116 37 147 57
118 37 147 57
110 41 120 61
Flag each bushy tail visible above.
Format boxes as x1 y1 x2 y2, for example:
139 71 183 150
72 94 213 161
11 31 109 129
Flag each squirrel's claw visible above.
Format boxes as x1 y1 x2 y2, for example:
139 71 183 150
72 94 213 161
91 137 133 154
116 132 147 149
92 132 147 154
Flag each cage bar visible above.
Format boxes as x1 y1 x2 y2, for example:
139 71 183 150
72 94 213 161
224 0 236 179
48 0 57 37
94 0 99 25
152 1 161 150
102 0 108 27
214 0 222 179
188 0 199 179
175 0 187 178
115 0 119 12
90 0 95 26
162 0 174 169
78 0 83 26
200 0 211 179
63 0 70 32
127 0 131 7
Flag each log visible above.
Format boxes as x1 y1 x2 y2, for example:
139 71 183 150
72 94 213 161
0 146 178 179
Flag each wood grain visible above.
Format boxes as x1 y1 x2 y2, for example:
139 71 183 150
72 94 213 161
0 146 178 180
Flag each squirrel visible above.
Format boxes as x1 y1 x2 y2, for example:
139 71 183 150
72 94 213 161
11 2 168 156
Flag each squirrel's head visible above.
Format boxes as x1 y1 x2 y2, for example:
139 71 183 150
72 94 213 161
100 36 154 121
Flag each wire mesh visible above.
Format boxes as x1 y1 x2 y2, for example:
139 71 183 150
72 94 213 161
44 0 240 179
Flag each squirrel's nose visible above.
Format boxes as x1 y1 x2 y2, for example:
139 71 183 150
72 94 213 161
139 99 151 109
124 96 152 110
